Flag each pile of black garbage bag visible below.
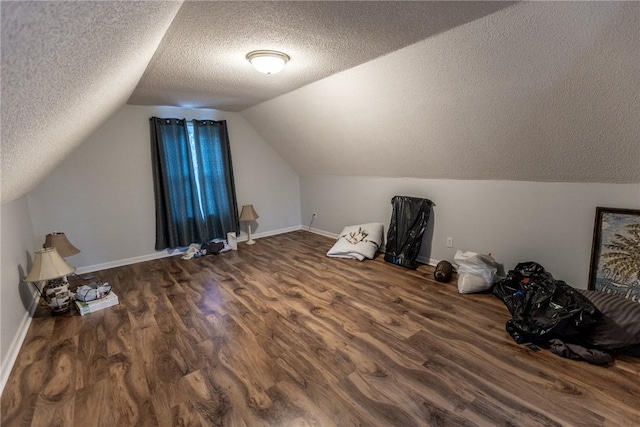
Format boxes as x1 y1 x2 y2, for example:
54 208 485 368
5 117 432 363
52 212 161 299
492 262 612 364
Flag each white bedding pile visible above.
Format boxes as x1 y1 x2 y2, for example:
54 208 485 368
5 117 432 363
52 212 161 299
326 223 384 261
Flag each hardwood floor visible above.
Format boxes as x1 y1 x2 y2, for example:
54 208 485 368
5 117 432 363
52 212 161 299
2 230 640 426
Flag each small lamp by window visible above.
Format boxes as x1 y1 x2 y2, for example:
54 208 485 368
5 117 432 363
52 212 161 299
239 204 259 245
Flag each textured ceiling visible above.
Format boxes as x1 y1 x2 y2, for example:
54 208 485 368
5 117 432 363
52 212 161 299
128 1 515 112
1 1 182 203
242 1 640 183
2 1 638 205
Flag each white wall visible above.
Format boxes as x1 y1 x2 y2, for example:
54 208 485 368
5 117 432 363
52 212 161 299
1 196 38 391
301 175 640 289
27 105 301 270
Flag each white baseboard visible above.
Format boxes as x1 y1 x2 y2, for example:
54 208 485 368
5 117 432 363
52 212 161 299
416 255 439 267
75 249 179 275
0 290 39 395
305 227 339 239
249 225 303 241
75 225 304 275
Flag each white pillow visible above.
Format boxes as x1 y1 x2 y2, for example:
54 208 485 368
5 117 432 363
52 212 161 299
327 223 383 261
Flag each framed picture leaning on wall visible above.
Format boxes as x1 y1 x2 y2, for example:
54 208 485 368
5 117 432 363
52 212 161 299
588 207 640 302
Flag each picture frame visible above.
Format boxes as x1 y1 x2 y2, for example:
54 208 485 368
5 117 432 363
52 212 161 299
588 207 640 302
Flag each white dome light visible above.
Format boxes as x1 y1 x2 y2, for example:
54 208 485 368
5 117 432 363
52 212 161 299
246 50 290 74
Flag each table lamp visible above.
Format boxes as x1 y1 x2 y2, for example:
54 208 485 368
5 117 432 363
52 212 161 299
24 247 76 314
239 204 259 245
43 232 80 258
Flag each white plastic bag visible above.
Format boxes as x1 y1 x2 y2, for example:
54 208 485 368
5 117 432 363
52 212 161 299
75 282 112 302
457 273 489 294
454 250 501 294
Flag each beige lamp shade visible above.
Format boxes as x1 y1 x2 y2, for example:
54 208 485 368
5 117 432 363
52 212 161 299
239 204 259 221
44 232 80 258
24 248 76 282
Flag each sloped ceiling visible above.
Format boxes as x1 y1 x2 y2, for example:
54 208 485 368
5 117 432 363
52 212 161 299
2 2 638 205
242 1 640 183
1 1 514 204
1 1 182 204
129 1 514 111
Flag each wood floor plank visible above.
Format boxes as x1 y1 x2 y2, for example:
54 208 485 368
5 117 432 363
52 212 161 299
174 368 234 426
123 285 158 331
8 318 54 369
74 311 109 390
264 380 338 427
408 330 607 426
3 230 640 426
30 338 78 427
134 325 185 426
108 352 158 426
0 359 45 426
73 378 116 427
103 304 134 356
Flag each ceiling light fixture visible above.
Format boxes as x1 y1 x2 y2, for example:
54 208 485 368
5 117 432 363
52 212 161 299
246 50 290 75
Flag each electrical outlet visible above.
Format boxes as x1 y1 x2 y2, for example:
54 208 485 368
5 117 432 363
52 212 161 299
446 237 453 248
312 212 318 218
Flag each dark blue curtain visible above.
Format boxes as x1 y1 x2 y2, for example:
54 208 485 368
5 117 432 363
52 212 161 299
150 117 238 250
192 119 239 241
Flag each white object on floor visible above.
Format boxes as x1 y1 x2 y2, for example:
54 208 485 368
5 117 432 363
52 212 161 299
227 232 238 250
75 292 119 316
75 282 112 302
454 250 501 293
182 243 202 259
327 223 383 261
182 239 232 259
457 273 489 294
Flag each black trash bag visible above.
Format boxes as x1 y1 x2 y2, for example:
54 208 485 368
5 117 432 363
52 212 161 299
201 241 225 255
384 196 433 269
492 262 601 344
548 339 613 365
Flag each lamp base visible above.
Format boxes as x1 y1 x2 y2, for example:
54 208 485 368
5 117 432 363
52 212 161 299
246 224 257 245
50 305 73 315
45 277 73 315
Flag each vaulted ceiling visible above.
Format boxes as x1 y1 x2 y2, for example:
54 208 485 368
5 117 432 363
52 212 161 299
1 1 182 203
2 1 638 205
242 1 640 184
128 1 514 111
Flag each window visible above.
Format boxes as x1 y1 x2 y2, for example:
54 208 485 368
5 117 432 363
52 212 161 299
150 117 239 250
186 120 204 219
